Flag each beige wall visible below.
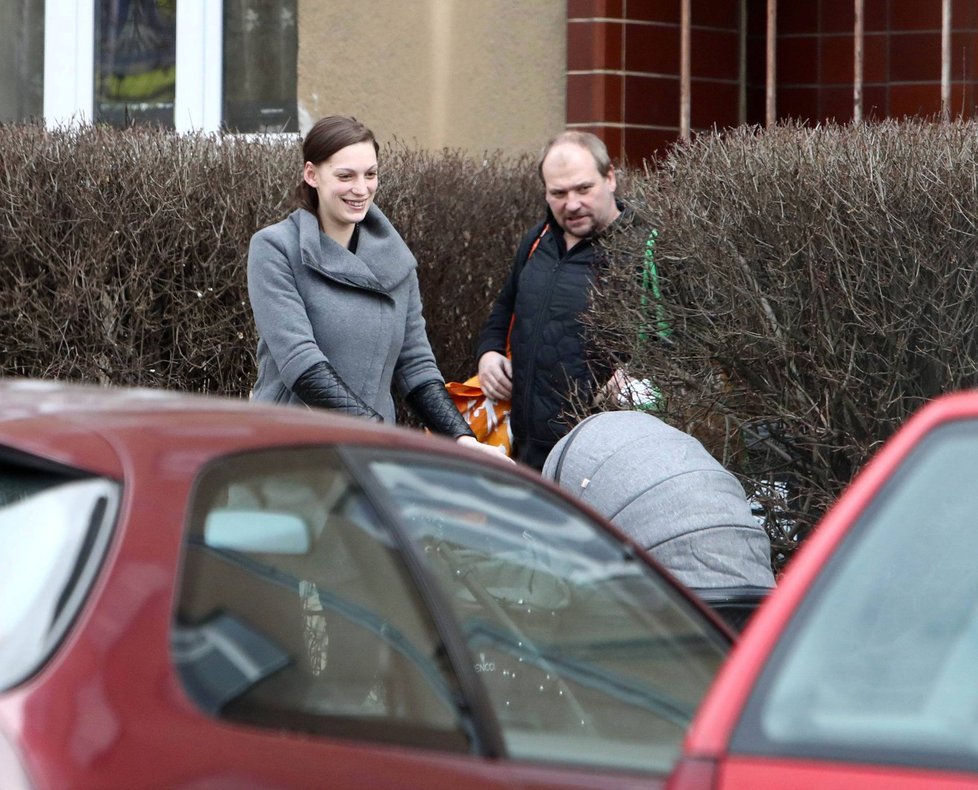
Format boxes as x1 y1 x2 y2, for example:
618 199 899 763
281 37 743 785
297 0 565 156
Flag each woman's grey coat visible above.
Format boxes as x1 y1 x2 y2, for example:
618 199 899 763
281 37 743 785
248 206 443 423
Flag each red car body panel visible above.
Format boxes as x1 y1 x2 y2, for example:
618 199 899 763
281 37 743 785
712 757 978 790
0 381 703 789
680 391 978 787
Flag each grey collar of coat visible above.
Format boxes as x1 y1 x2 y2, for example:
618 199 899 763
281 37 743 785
292 205 417 294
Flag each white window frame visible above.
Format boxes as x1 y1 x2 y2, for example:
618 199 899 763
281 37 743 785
43 0 94 127
174 1 222 132
43 0 223 133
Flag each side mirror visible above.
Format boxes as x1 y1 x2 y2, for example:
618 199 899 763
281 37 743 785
203 510 310 554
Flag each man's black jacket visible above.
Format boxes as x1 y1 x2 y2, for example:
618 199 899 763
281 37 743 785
477 206 633 469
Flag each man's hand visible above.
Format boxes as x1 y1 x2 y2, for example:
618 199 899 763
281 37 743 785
595 368 630 405
478 351 513 401
596 368 661 410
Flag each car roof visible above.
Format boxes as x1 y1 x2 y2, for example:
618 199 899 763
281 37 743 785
0 378 468 479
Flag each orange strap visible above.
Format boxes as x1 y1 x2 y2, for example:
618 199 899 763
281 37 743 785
505 223 549 356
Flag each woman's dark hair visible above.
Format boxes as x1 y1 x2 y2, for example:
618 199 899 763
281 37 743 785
294 115 380 213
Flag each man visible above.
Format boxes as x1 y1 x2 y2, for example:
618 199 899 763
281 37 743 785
476 131 628 470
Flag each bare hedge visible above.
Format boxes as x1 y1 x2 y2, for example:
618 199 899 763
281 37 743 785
0 123 292 393
4 119 974 567
0 123 537 395
587 119 978 565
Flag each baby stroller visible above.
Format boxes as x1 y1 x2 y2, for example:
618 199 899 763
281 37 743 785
542 411 776 631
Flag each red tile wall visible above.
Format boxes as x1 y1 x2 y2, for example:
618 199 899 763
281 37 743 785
691 28 740 80
819 0 855 34
567 20 624 72
778 36 819 84
567 0 742 165
861 35 889 83
891 1 941 30
566 1 978 164
752 0 978 125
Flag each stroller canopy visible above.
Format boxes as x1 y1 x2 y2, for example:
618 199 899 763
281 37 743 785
543 411 775 591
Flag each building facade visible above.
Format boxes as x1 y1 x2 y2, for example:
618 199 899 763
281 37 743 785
2 1 975 164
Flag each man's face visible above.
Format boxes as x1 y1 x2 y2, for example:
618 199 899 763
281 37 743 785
542 142 619 241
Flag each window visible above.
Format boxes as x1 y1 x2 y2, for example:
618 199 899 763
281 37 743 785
0 1 44 123
175 446 727 771
0 454 120 690
95 0 177 128
365 453 729 774
41 0 296 133
175 448 469 751
733 421 978 774
223 0 298 133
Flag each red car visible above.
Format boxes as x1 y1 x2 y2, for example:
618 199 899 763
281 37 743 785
672 391 978 789
0 380 731 789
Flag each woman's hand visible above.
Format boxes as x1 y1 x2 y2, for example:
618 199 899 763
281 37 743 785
456 435 515 463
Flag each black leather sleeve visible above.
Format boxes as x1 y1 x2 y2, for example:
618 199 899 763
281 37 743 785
406 380 476 438
291 361 383 421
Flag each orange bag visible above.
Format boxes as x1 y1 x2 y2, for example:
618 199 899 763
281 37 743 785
445 376 513 456
448 225 547 458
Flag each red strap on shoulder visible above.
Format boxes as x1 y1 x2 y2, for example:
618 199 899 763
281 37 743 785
506 223 549 355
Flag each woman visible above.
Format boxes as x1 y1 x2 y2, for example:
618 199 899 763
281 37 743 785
248 115 505 459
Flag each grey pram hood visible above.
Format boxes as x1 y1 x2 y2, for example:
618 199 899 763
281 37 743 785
543 411 776 590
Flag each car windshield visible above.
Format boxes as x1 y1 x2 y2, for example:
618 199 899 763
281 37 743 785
733 421 978 773
363 452 730 774
0 462 120 690
176 445 728 775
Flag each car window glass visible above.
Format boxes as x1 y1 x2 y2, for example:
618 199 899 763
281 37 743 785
734 422 978 772
0 465 119 690
174 448 469 753
364 455 729 776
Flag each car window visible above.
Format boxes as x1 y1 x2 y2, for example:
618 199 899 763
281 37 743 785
174 448 470 752
0 459 120 690
363 454 730 775
732 422 978 773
